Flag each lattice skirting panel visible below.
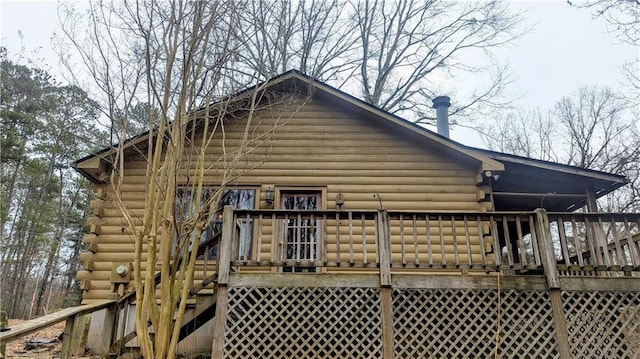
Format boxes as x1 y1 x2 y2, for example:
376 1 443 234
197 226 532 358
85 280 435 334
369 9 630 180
562 291 640 358
392 289 559 358
223 287 384 358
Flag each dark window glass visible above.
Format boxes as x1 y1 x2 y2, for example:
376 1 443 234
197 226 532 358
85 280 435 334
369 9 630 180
175 188 255 259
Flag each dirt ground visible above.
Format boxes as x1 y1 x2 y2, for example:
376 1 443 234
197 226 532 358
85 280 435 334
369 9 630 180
3 320 98 359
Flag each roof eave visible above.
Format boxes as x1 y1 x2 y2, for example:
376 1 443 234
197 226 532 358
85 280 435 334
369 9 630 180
72 70 505 180
291 74 505 172
476 149 628 185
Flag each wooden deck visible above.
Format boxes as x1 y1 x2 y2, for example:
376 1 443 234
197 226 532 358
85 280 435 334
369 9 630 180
210 207 640 358
7 208 638 358
216 273 640 358
228 208 640 274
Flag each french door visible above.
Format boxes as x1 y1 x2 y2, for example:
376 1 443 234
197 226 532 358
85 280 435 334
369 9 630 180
280 192 321 272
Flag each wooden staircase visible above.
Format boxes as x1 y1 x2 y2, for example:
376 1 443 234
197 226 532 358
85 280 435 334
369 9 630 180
1 238 220 359
105 229 222 357
106 271 219 357
0 274 219 359
179 290 218 342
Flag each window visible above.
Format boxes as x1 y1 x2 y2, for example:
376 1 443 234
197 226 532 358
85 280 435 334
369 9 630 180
222 189 255 260
174 187 256 260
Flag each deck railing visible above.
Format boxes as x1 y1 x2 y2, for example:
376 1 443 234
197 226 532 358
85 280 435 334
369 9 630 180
219 208 640 276
230 210 378 269
547 213 640 271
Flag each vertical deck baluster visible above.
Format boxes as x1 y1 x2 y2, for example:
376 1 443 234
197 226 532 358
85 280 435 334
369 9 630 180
609 216 625 267
296 213 303 264
464 215 472 267
515 215 527 268
374 213 379 265
323 214 328 265
348 211 354 266
623 217 639 268
413 215 419 267
596 216 611 267
400 214 406 266
336 213 341 265
490 215 502 267
256 214 263 264
203 243 208 280
584 216 602 267
570 218 584 267
502 215 514 267
438 215 446 267
283 213 289 265
244 213 251 261
311 214 316 263
270 213 276 264
477 217 486 268
529 215 542 267
362 213 368 266
452 216 459 267
557 217 571 266
426 216 433 267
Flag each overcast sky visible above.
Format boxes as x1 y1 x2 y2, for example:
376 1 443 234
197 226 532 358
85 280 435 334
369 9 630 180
1 0 637 147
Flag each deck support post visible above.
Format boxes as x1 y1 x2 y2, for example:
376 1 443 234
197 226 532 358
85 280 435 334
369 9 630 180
535 208 572 358
101 303 119 356
377 210 391 287
211 206 234 358
211 286 229 359
380 287 394 359
0 310 7 358
549 290 572 359
377 209 394 358
586 189 606 265
217 206 234 286
534 208 560 289
60 315 76 359
71 314 91 357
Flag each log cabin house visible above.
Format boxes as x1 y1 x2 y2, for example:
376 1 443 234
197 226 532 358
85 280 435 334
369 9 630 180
69 70 640 358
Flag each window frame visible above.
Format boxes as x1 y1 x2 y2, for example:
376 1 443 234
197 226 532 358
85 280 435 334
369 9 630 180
174 186 259 261
276 187 326 272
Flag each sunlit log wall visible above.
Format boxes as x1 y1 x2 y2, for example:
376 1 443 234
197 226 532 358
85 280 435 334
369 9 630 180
77 92 492 301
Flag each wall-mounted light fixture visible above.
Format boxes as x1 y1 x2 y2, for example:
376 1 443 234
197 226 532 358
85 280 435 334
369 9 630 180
482 170 501 181
265 187 274 206
336 192 345 211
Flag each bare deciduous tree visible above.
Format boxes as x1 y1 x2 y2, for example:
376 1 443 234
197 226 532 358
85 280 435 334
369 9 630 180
569 0 640 103
482 85 640 212
569 0 640 44
480 108 558 162
227 0 524 125
556 86 639 211
58 1 302 358
232 0 359 83
352 0 523 124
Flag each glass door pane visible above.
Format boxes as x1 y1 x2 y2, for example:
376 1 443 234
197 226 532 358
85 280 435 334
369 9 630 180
281 192 321 272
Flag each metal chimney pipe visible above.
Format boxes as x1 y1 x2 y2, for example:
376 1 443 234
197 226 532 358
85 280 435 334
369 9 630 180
432 96 451 138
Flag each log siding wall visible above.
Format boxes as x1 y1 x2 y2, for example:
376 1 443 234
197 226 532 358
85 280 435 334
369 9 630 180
78 95 491 301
